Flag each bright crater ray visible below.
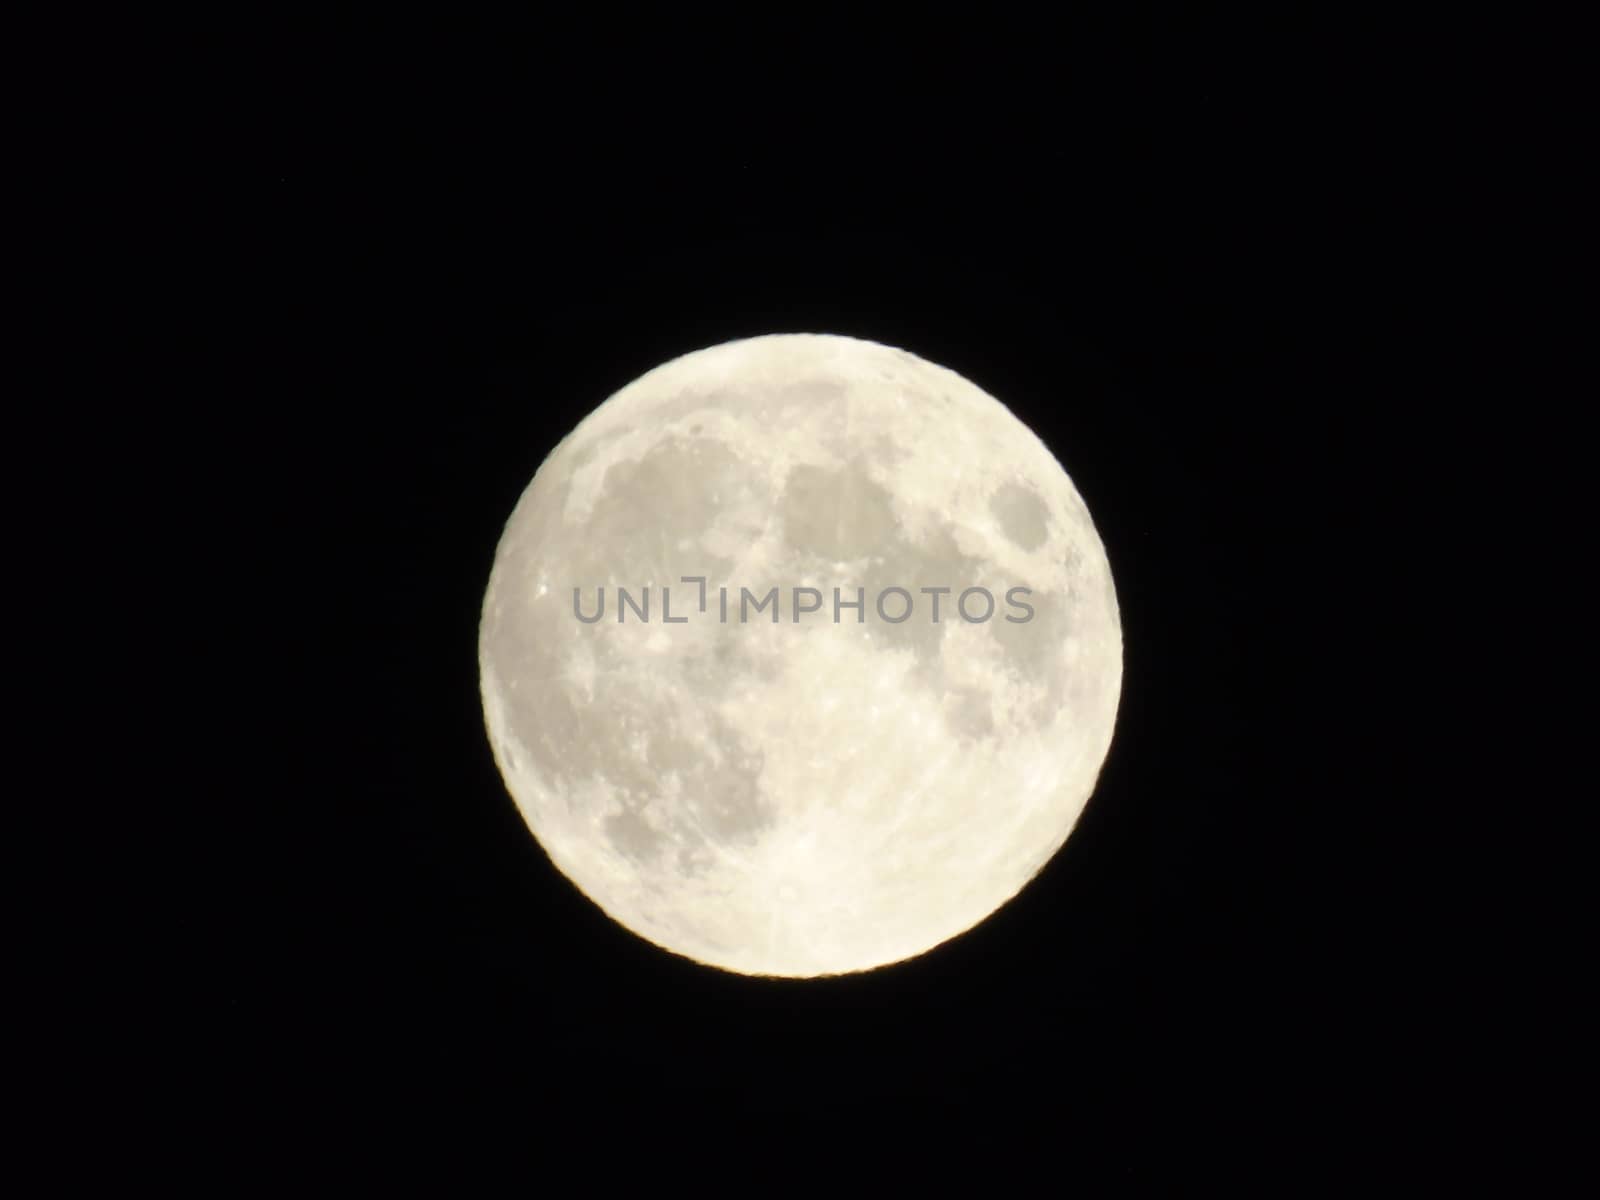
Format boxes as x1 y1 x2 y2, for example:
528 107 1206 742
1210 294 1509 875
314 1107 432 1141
479 333 1122 977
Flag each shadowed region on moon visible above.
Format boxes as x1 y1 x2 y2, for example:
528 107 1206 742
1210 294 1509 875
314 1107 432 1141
480 333 1121 977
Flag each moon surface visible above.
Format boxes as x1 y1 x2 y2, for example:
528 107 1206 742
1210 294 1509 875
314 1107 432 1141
479 333 1121 977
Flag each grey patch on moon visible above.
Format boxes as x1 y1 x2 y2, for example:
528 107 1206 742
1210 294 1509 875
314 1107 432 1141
482 429 785 881
990 481 1051 552
858 522 985 665
943 686 997 742
780 460 901 563
580 435 763 578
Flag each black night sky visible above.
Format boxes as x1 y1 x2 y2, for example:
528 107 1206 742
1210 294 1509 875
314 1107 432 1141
114 13 1522 1182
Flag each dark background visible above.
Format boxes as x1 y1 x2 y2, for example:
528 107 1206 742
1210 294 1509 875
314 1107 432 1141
105 12 1522 1180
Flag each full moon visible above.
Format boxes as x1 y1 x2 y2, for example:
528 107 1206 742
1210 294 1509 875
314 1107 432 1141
479 334 1122 977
